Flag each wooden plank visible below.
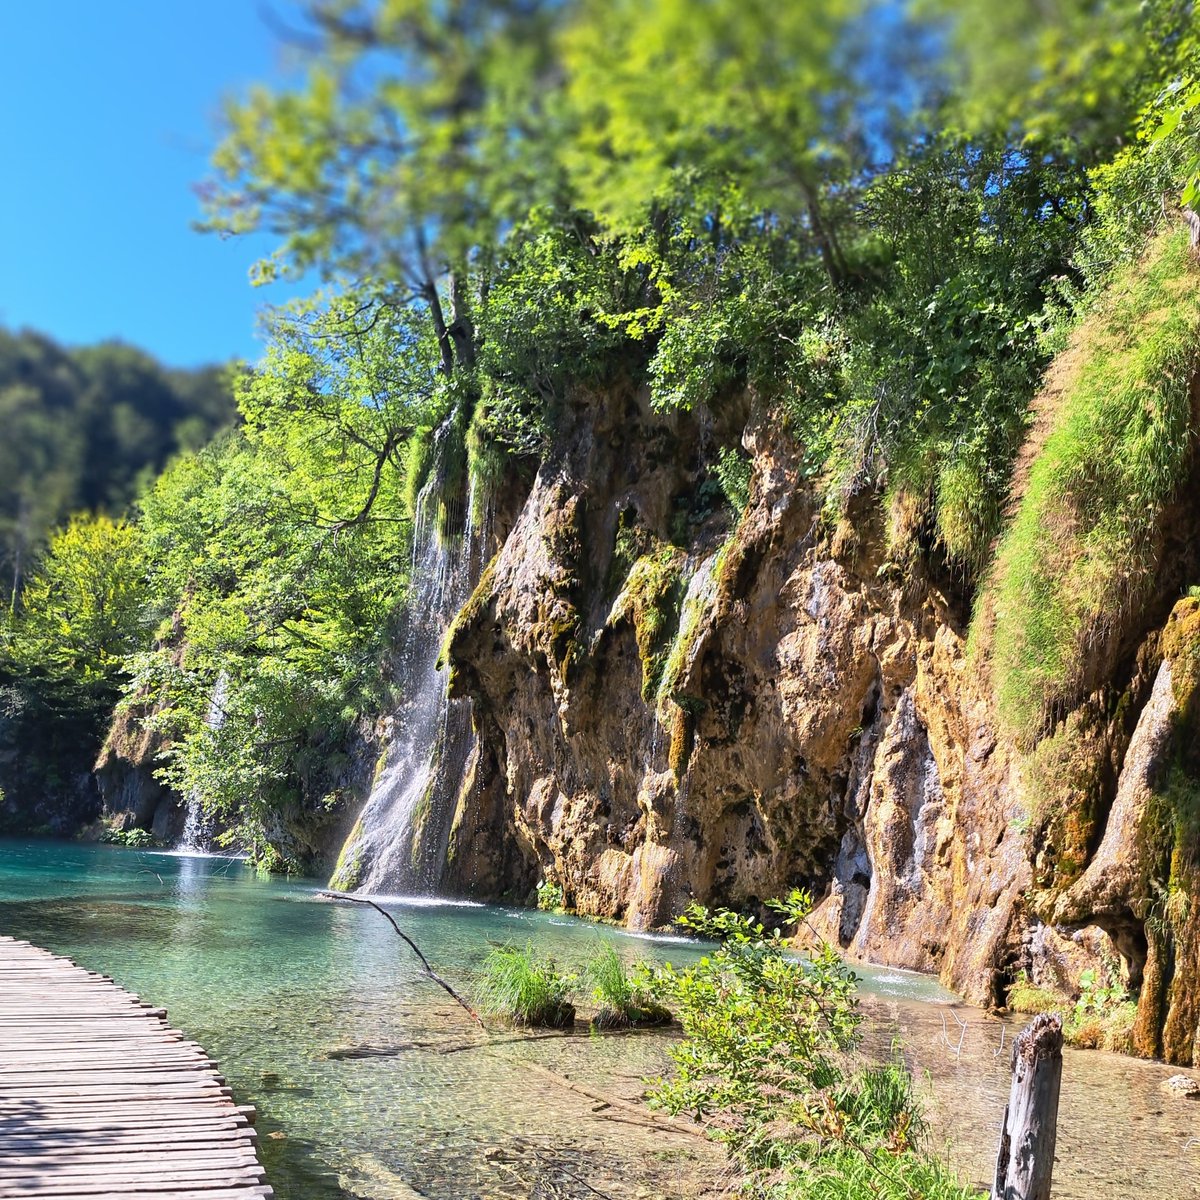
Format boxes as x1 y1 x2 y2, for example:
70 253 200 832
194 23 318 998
1 1190 272 1200
0 938 272 1199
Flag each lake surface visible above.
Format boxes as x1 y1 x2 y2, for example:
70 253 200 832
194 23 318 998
0 838 1195 1199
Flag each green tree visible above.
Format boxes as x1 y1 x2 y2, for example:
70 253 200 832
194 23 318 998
3 514 150 686
0 328 235 606
125 290 445 864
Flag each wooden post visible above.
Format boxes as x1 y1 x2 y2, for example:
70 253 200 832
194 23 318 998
992 1013 1064 1200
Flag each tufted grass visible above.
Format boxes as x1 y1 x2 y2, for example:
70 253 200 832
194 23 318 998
974 227 1200 744
474 944 577 1028
586 944 671 1029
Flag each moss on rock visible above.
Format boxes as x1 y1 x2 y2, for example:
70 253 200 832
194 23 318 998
607 541 686 701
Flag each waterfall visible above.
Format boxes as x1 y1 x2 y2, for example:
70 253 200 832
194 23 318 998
178 672 228 853
332 469 491 895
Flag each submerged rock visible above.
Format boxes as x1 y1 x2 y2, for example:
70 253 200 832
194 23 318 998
1161 1074 1200 1099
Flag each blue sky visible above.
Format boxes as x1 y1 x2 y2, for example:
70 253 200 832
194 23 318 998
0 4 306 367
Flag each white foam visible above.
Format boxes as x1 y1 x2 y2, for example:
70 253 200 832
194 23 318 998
340 892 485 909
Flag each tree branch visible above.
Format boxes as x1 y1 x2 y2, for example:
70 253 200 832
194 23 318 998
317 890 483 1026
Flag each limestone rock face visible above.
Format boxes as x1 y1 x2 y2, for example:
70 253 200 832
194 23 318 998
94 701 183 843
1053 661 1177 930
441 387 1198 1050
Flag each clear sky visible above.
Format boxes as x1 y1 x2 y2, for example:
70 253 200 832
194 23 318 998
0 3 306 368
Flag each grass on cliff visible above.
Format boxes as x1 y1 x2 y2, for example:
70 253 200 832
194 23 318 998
975 226 1200 743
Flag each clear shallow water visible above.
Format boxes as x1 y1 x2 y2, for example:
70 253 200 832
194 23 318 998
0 839 1195 1199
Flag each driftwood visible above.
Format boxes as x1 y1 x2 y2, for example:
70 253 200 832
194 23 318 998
992 1014 1063 1200
326 1030 572 1059
316 890 483 1026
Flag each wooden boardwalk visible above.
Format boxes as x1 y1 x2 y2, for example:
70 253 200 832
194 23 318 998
0 935 272 1199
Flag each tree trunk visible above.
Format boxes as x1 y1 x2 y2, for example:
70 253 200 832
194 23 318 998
992 1014 1063 1200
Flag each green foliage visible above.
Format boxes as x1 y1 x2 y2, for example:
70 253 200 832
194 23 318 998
477 209 646 424
643 892 980 1198
585 944 671 1030
645 892 861 1133
99 826 158 848
0 330 233 607
122 289 445 862
979 228 1200 740
835 138 1077 572
924 0 1172 157
474 943 577 1028
715 447 753 515
1007 972 1063 1017
535 878 564 912
560 0 867 246
2 514 151 688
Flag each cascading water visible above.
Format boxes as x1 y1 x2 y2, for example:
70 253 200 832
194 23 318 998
333 469 492 895
178 671 228 852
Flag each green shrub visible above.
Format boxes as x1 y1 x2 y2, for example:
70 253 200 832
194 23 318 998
1007 969 1136 1054
585 944 671 1030
535 878 565 912
642 891 982 1198
100 826 158 849
715 446 753 515
475 944 576 1028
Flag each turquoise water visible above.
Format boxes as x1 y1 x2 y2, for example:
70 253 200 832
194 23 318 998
1 838 1194 1199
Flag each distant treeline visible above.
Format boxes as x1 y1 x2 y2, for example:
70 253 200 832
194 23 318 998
0 328 235 603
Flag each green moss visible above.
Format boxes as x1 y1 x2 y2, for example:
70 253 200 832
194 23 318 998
439 554 499 672
607 542 686 701
975 228 1200 745
328 817 365 891
668 704 695 782
658 542 731 705
1007 975 1064 1016
1008 972 1137 1054
1066 1002 1138 1053
402 430 435 518
1025 708 1107 895
465 399 510 524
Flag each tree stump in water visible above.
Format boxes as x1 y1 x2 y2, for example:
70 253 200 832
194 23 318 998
992 1013 1064 1200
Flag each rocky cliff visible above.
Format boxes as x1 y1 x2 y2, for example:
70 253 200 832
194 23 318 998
439 370 1200 1064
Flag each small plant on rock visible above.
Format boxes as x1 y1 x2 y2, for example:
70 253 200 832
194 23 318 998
586 944 672 1029
475 944 576 1028
535 878 565 912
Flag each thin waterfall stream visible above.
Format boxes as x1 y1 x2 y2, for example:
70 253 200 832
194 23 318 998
333 471 491 895
178 670 228 853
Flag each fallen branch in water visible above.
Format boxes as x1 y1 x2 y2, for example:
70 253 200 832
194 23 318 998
327 1029 572 1059
510 1060 711 1141
316 890 483 1027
